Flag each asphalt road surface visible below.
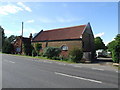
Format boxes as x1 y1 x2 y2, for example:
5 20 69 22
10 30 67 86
2 54 119 88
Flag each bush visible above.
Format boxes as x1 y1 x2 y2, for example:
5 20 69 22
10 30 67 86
35 43 42 56
23 43 33 56
69 48 83 63
59 55 69 61
43 47 61 59
32 49 37 57
112 45 120 63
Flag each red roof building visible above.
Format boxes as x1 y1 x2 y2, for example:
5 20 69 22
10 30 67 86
32 23 95 62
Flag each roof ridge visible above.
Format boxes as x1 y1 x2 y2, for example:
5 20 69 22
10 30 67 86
43 24 86 32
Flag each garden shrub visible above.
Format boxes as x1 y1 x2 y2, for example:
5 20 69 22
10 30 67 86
112 46 120 63
69 48 83 63
43 47 61 59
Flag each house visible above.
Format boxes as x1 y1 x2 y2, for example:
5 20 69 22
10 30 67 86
13 33 32 54
32 23 95 62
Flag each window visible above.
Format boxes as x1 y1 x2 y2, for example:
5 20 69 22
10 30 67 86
61 45 68 51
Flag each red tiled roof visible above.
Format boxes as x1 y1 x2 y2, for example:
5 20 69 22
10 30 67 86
32 25 86 42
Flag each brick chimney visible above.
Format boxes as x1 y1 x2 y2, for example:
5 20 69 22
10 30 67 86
29 33 32 41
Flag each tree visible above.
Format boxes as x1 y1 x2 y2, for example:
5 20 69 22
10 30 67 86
2 39 14 54
0 26 6 48
94 37 106 50
23 43 33 56
107 40 117 52
8 35 16 43
107 34 120 63
35 43 42 56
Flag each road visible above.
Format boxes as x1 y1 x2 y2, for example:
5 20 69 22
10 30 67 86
2 54 119 88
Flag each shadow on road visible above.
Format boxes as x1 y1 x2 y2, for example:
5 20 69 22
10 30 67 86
91 58 113 65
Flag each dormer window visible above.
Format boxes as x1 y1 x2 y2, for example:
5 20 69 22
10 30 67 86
61 45 68 51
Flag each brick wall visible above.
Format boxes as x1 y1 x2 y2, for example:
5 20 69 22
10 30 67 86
32 40 82 57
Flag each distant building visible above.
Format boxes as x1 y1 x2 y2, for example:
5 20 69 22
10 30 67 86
32 23 95 62
13 34 32 54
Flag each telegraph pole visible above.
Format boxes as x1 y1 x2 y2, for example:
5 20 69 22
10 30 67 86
21 22 24 54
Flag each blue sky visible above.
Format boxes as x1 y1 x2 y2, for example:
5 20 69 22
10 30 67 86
0 2 118 45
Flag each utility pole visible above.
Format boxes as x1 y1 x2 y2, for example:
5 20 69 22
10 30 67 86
21 22 24 54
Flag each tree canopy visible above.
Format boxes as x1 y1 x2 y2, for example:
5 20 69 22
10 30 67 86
94 37 106 50
107 34 120 63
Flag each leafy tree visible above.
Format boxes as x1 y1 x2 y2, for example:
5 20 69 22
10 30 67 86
0 26 6 48
23 43 33 56
107 34 120 63
8 35 16 43
2 39 14 54
94 37 106 50
35 43 42 56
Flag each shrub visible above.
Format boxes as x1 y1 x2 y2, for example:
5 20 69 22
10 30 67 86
112 45 120 63
59 55 69 61
23 43 33 56
69 48 83 63
35 43 42 56
32 49 37 57
43 47 61 59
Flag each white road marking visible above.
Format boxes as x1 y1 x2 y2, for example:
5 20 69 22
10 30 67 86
92 68 104 71
43 61 52 63
4 59 15 64
57 63 66 65
9 61 15 63
72 65 82 68
116 71 118 73
55 72 102 84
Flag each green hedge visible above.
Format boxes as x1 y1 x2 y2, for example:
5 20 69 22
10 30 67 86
69 48 83 63
112 45 120 63
43 47 61 59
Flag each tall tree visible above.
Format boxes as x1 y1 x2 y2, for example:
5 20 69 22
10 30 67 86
8 35 16 43
107 34 120 63
0 26 6 46
94 37 106 50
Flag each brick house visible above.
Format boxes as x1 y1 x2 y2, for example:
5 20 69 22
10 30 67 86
13 34 32 54
32 23 95 61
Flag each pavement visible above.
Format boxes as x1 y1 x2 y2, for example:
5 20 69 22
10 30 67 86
2 54 119 88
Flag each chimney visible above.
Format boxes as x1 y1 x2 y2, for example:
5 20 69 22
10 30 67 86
29 33 32 41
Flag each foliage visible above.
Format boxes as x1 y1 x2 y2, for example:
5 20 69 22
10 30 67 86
94 37 106 50
43 47 61 59
23 43 33 56
0 26 6 50
2 39 14 54
35 43 42 56
8 35 16 43
69 48 83 63
32 48 37 57
107 34 120 63
107 40 117 52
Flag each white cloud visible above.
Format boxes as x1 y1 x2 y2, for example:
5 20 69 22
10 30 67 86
95 32 105 37
26 20 34 23
0 4 23 15
17 2 32 12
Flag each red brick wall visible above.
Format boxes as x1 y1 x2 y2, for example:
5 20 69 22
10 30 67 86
32 40 82 57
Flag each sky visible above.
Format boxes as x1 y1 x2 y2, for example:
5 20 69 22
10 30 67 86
0 2 118 45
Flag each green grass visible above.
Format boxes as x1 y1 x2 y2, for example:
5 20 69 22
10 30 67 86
9 54 76 64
